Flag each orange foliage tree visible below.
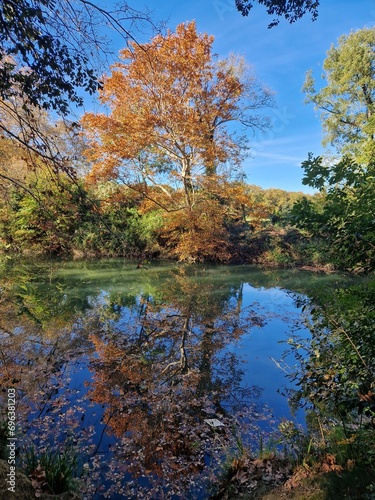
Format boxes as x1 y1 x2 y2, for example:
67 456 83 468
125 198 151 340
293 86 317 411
158 176 269 262
82 21 274 260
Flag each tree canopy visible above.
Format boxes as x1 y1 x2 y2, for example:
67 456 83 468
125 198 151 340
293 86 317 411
303 26 375 163
82 21 274 208
235 0 319 27
82 21 274 261
0 0 155 115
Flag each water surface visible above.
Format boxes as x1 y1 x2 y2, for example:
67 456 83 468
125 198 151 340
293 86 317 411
0 257 355 498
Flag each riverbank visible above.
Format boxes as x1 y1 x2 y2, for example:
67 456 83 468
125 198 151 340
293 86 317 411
3 443 373 499
212 453 375 499
0 226 341 274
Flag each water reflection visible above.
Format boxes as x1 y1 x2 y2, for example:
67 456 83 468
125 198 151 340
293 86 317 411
82 270 265 495
0 258 353 498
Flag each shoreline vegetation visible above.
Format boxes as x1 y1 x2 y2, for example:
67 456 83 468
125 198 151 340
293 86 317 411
0 221 359 274
1 159 373 499
0 180 365 274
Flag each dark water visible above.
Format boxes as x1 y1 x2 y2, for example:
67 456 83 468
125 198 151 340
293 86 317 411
0 257 356 498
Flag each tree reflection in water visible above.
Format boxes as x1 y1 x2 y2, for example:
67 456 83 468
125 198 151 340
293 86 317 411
86 269 269 497
0 262 276 498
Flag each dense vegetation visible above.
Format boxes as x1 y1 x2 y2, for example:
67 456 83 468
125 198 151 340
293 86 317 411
0 165 312 263
1 154 373 272
0 3 374 497
1 22 373 272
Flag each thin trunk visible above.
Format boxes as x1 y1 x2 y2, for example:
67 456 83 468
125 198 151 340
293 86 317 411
181 158 193 208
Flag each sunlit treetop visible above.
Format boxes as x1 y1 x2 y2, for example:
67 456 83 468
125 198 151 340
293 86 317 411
82 21 274 201
303 26 375 163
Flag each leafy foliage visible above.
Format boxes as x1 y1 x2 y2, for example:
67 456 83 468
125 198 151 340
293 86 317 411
83 21 274 191
160 198 232 262
246 184 307 225
0 0 97 115
235 0 319 27
0 172 91 255
82 22 274 261
272 279 375 499
284 279 375 485
303 27 375 163
157 177 263 262
0 0 156 189
0 0 154 116
292 154 375 271
292 26 375 272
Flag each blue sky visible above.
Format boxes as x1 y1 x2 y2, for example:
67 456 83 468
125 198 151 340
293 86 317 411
97 0 374 193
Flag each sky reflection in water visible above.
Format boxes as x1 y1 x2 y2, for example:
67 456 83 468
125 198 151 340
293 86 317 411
0 258 352 498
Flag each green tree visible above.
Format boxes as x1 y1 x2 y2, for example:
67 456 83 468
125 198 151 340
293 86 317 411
303 27 375 163
292 154 375 271
73 182 163 258
0 172 91 255
293 27 375 272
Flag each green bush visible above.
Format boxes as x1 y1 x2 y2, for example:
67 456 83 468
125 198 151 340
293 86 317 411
292 155 375 272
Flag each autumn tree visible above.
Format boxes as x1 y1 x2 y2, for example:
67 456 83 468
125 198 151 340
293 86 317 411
157 176 268 262
83 22 273 204
86 268 264 496
303 26 375 163
83 21 273 261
